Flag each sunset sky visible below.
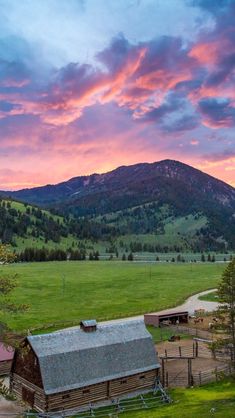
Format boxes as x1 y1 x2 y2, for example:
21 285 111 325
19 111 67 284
0 0 235 190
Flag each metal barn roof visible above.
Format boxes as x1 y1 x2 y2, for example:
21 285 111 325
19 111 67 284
80 319 97 327
27 320 159 395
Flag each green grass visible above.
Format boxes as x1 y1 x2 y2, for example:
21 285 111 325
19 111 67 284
0 261 225 332
119 379 235 417
147 326 191 343
199 291 219 302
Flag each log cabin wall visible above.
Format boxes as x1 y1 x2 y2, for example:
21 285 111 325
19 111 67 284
46 369 158 412
109 369 158 398
47 381 108 411
11 373 46 412
0 360 12 375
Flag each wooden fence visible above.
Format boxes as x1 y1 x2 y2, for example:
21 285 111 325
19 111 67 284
158 341 234 388
157 341 213 360
164 362 234 388
168 325 215 341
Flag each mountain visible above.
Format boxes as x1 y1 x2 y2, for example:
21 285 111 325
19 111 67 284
3 160 235 250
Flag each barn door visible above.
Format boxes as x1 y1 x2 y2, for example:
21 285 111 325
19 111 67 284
22 386 35 408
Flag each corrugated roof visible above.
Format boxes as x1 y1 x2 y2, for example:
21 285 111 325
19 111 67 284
80 319 97 327
145 309 188 317
28 320 159 395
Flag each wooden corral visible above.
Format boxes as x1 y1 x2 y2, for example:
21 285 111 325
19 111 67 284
10 320 160 412
0 343 14 376
144 309 189 327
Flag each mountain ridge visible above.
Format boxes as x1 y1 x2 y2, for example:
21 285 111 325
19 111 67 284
2 159 235 250
2 159 235 207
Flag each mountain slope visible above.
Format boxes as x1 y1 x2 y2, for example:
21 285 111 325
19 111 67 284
3 160 235 250
4 159 235 209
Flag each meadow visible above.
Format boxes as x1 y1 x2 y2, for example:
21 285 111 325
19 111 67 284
0 261 225 332
99 379 235 418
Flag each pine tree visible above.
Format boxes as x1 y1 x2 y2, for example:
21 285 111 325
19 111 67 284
217 258 235 365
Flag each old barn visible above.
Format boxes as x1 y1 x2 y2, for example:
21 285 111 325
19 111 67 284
10 320 160 412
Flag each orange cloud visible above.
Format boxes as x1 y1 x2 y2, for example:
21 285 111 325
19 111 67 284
188 41 226 66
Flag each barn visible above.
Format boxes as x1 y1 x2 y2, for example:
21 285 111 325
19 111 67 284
144 309 189 327
10 320 160 412
0 343 14 376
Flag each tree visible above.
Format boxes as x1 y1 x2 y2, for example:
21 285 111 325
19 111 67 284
216 258 235 366
0 244 16 264
0 244 27 345
127 252 133 261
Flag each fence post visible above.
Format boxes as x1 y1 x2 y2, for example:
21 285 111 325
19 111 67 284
195 341 198 357
199 371 202 386
161 358 165 387
188 358 193 387
179 346 181 357
165 349 167 359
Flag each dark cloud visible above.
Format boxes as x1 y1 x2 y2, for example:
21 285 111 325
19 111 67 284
191 0 234 16
198 97 235 127
163 114 199 132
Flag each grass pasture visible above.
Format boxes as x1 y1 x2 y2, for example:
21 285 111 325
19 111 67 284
0 261 225 332
117 379 235 418
199 291 219 302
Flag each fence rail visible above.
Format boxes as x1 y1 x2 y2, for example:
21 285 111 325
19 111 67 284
168 325 215 341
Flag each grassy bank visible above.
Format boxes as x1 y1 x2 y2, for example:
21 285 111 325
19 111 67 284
0 261 225 332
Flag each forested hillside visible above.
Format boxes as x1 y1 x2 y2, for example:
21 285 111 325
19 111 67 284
2 160 235 251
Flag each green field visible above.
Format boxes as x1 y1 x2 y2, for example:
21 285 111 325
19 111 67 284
0 261 225 332
199 291 219 302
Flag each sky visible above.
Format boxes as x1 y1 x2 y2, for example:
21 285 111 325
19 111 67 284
0 0 235 190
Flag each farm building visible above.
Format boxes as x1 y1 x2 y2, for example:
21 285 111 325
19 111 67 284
0 343 14 375
144 309 189 327
10 320 160 412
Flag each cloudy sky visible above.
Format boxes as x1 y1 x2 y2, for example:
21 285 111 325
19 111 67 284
0 0 235 190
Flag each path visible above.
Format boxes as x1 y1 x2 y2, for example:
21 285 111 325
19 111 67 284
100 288 219 326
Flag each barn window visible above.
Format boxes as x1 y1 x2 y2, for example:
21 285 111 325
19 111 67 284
62 394 70 399
83 389 90 394
120 379 127 385
139 375 146 380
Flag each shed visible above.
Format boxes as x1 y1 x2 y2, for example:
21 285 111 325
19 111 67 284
10 320 160 412
0 343 14 375
144 309 189 327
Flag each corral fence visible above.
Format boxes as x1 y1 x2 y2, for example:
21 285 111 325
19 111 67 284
158 340 234 388
168 324 216 341
162 362 234 388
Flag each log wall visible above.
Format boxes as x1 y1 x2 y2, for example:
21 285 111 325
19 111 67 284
46 369 158 412
0 360 12 376
11 373 46 412
109 369 157 397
